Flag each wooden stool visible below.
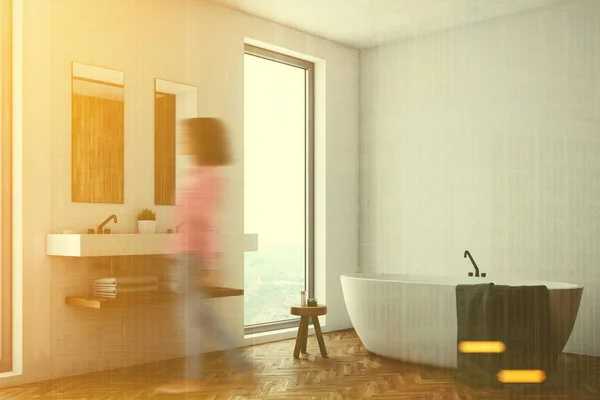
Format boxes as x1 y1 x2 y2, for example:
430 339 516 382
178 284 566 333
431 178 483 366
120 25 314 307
290 304 328 358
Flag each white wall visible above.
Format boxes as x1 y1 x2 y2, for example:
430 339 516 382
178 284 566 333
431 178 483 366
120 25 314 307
360 0 600 356
0 0 359 386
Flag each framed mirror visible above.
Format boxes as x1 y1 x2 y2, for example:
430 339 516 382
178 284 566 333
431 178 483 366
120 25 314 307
71 62 125 204
154 79 198 205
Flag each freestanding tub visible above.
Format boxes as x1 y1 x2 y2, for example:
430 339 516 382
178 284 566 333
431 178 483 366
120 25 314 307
341 273 583 369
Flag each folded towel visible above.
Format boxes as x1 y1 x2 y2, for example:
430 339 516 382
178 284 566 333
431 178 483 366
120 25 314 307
92 283 117 290
93 284 159 296
93 275 158 285
454 283 555 389
92 282 158 290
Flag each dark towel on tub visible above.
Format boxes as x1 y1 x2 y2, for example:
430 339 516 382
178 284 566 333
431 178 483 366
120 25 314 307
502 284 557 393
454 283 504 387
454 283 556 389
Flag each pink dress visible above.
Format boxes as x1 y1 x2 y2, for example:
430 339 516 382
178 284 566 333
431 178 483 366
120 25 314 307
172 165 221 270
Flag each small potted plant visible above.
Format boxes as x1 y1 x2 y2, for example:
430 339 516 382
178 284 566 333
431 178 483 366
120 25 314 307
137 208 156 234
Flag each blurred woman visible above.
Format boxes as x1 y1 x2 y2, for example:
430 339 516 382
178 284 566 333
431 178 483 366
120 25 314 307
155 117 254 394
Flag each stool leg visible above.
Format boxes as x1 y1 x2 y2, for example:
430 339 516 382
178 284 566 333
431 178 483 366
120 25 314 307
312 316 328 357
301 318 309 354
294 317 308 359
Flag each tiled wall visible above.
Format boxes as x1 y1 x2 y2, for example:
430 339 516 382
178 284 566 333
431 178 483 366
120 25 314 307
359 0 600 356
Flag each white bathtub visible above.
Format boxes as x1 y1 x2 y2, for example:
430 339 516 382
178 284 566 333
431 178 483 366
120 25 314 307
340 273 583 369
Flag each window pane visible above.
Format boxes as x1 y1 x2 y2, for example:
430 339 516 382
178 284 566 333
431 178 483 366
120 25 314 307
244 54 306 326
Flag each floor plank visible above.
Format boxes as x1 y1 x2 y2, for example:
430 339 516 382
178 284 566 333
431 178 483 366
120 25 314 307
2 329 599 399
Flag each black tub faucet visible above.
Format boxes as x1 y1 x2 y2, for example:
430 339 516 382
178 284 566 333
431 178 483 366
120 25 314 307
464 250 486 277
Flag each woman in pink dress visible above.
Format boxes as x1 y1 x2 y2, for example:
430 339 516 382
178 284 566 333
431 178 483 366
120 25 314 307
155 117 254 394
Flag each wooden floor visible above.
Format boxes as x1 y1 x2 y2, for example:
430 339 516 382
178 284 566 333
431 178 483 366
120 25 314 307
1 329 599 399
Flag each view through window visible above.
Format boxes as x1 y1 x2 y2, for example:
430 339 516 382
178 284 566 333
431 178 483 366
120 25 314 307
243 47 313 330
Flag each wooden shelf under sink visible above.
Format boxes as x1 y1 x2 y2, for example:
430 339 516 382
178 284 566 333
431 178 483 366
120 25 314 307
65 293 178 309
65 287 244 309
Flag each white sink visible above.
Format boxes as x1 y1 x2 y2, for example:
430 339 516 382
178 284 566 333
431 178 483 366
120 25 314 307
46 233 259 257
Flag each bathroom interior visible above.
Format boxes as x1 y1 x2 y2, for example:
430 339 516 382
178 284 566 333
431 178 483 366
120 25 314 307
0 0 599 398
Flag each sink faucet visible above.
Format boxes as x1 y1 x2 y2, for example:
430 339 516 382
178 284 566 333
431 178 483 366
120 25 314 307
98 214 118 234
464 250 486 277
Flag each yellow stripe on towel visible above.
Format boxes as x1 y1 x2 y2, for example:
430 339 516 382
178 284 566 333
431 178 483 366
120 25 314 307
497 370 546 383
458 341 506 353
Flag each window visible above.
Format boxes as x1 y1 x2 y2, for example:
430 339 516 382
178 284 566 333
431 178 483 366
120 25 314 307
0 0 12 373
243 44 314 334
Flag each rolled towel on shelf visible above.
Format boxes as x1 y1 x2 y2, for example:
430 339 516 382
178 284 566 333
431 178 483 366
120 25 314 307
92 284 159 297
92 283 117 291
93 275 159 286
